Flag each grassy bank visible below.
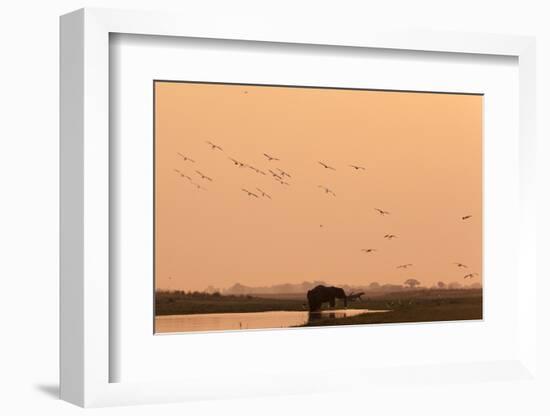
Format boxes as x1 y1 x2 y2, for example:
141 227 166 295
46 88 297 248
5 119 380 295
155 291 305 315
300 291 482 327
155 289 482 326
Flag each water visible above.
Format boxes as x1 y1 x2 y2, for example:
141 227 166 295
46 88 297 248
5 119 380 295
155 309 386 333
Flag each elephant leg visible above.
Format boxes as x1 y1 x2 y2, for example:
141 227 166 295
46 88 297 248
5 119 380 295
308 296 321 312
307 293 315 311
329 298 336 308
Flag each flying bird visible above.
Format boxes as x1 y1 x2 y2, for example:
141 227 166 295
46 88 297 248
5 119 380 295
318 161 336 170
177 152 195 162
349 164 366 171
263 153 280 162
180 173 193 181
247 165 267 175
256 188 272 199
206 141 223 151
276 168 291 178
375 208 390 215
174 169 191 180
464 273 478 279
195 170 213 181
318 185 336 196
276 179 290 186
241 189 259 198
454 263 468 268
361 248 377 253
462 215 472 220
229 157 246 168
384 234 398 240
268 169 283 180
192 182 206 191
397 264 413 269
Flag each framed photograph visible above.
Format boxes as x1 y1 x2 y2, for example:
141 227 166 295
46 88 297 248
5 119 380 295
152 80 484 335
60 8 538 408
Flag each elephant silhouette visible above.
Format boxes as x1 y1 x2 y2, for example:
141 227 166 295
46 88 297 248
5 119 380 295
307 285 347 312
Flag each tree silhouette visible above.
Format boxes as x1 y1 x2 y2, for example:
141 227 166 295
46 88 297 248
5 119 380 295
404 278 421 289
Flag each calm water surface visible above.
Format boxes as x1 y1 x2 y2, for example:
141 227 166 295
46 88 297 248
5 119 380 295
155 309 387 333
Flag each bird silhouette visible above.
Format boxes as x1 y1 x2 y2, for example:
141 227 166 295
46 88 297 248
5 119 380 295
247 165 265 175
397 264 413 269
318 185 336 196
195 170 213 181
349 164 366 170
454 263 468 268
228 157 246 168
268 169 283 180
256 188 272 199
375 208 390 215
180 173 193 181
384 234 398 239
192 182 206 191
361 248 377 253
206 141 223 151
177 152 195 163
276 179 290 186
464 273 478 279
462 215 472 220
173 168 181 174
241 189 259 198
263 153 279 161
276 168 291 178
318 161 336 170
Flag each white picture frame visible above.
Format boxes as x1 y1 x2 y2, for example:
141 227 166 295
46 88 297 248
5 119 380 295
60 7 538 408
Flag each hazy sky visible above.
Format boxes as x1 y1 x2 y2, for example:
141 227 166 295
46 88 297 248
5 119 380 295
155 81 482 291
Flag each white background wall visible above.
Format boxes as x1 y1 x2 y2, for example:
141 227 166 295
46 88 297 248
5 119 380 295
0 1 548 415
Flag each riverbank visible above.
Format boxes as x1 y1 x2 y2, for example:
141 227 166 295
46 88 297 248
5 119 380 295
155 292 306 315
299 292 482 327
155 289 482 322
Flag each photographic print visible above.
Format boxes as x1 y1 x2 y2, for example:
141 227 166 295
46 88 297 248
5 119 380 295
154 81 482 334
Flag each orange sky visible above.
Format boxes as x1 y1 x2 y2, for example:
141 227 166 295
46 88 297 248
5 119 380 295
155 81 482 292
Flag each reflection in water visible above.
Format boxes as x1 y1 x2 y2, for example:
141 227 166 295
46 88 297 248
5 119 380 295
307 310 349 324
155 309 386 333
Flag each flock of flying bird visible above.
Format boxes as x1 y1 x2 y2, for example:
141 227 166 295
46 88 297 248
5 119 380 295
173 140 354 199
172 139 479 282
358 207 477 280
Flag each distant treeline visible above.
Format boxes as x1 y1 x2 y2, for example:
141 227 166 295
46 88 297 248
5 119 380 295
157 281 482 298
214 280 481 296
157 290 248 299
